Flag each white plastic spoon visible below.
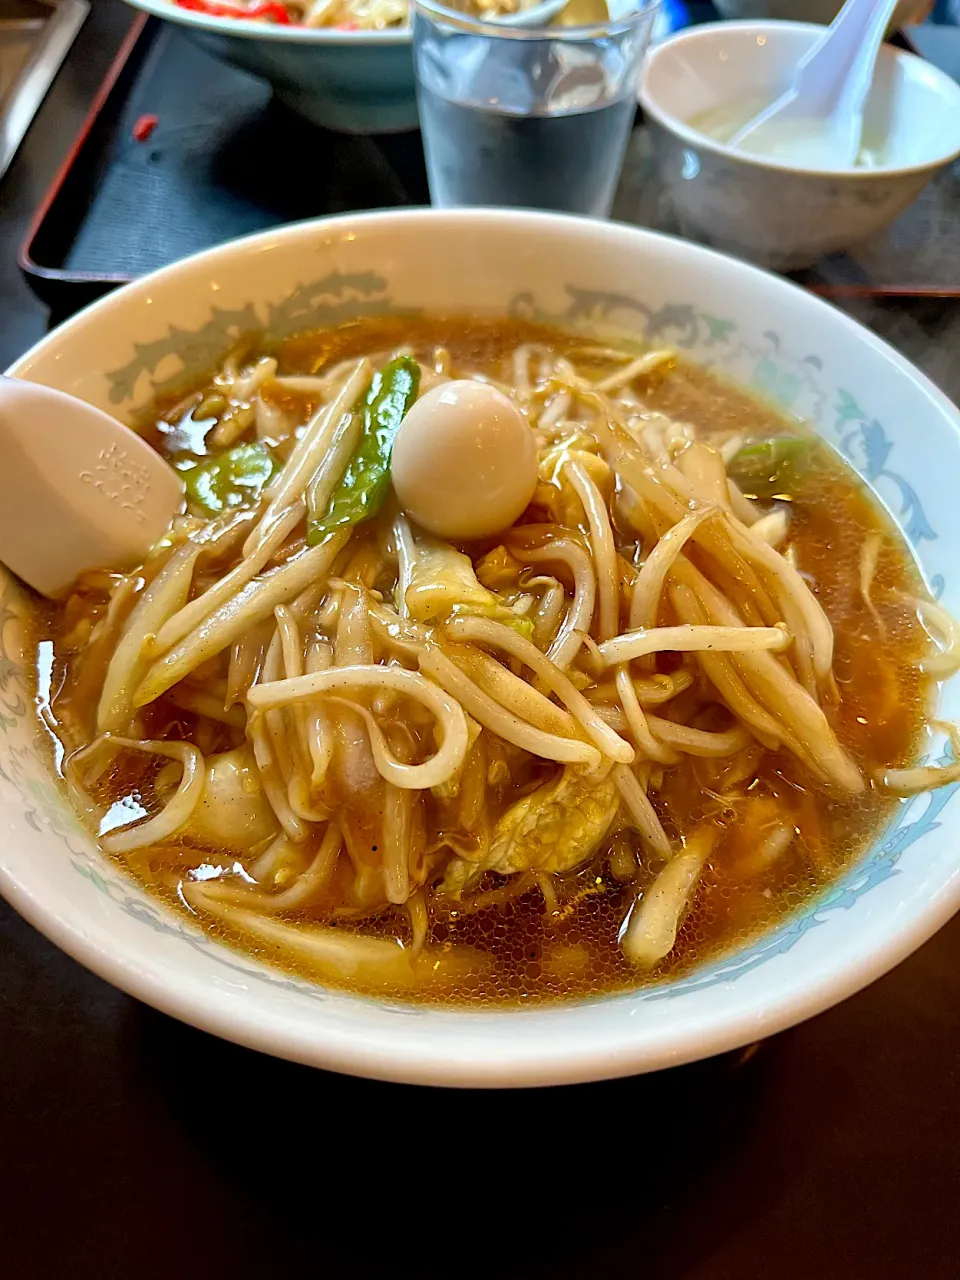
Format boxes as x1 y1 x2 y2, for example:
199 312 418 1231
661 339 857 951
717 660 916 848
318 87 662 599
728 0 899 169
0 375 182 598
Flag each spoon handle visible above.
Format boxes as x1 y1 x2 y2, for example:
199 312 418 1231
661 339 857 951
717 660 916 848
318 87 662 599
790 0 900 116
728 0 899 162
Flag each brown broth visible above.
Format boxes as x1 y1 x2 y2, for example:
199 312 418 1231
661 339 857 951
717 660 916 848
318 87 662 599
34 316 933 1006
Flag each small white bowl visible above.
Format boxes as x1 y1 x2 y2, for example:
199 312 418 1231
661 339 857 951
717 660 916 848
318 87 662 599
121 0 415 134
4 209 960 1086
640 21 960 270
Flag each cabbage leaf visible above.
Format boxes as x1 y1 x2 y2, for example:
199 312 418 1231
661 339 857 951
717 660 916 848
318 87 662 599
442 767 619 893
404 539 533 637
186 745 278 850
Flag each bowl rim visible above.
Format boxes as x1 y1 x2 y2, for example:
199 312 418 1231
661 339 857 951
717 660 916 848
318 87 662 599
640 19 960 180
120 0 413 44
6 206 960 1087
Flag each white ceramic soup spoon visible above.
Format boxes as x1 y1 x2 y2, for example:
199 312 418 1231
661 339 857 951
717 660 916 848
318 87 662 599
728 0 900 169
0 375 182 598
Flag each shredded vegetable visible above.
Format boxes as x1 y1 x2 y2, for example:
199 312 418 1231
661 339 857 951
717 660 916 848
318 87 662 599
308 356 419 545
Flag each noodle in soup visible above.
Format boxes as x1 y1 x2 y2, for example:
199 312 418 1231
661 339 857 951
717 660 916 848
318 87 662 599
31 315 960 1005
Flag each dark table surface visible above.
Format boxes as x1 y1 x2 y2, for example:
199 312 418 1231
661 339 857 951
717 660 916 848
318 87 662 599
2 3 960 1277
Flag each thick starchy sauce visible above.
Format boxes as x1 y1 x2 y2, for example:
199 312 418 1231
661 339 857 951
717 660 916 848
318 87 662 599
34 316 932 1005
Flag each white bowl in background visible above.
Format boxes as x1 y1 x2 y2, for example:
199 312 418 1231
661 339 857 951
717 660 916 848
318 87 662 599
4 209 960 1086
121 0 415 133
640 21 960 270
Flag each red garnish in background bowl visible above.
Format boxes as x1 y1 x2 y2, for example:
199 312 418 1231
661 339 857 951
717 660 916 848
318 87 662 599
132 114 159 143
174 0 292 21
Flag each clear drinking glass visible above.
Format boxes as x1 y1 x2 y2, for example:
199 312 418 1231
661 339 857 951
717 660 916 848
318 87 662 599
412 0 660 217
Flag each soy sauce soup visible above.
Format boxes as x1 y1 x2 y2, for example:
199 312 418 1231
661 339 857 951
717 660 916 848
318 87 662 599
35 316 933 1004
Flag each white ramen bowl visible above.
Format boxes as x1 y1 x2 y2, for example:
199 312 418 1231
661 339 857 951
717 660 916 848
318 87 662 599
640 22 960 270
4 209 960 1087
121 0 416 133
